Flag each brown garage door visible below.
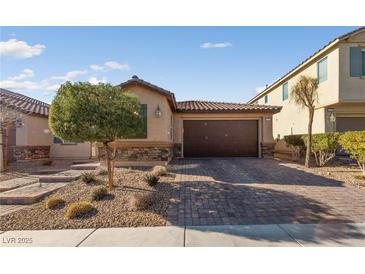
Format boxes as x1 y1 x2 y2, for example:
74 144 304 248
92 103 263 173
336 117 365 132
183 120 258 157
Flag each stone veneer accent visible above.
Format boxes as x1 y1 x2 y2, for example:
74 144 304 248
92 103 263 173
98 146 173 162
261 142 275 158
12 146 50 161
173 143 182 158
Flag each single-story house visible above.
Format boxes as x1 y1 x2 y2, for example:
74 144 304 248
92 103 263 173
0 88 91 165
96 76 282 166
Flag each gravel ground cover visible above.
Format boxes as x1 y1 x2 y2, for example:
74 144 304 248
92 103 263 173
281 159 365 189
0 167 177 231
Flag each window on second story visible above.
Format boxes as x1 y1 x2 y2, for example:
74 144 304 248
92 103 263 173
350 47 365 77
317 57 328 84
282 82 289 101
264 95 268 104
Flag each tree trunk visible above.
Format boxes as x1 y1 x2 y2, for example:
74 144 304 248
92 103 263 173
103 142 113 190
305 108 314 168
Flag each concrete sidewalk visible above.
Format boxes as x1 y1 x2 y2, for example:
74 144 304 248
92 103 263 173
1 223 365 247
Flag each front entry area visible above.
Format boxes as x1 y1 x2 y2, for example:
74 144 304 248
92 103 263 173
183 120 258 157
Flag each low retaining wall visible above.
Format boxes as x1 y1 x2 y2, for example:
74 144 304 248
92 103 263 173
261 142 275 158
98 146 173 163
12 146 50 161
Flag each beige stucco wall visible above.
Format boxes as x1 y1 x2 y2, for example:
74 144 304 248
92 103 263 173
256 47 339 137
338 42 365 102
16 115 53 146
173 112 275 156
122 85 173 144
50 142 91 159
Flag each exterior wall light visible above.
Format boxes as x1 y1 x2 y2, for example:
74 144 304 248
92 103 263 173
155 105 162 118
329 112 336 123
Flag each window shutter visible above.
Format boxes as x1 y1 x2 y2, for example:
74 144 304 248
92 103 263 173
350 47 362 77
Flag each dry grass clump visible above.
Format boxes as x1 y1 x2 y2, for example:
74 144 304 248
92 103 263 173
42 159 53 166
80 172 96 184
65 201 94 219
143 172 159 186
45 196 65 209
91 185 108 201
354 175 365 181
152 165 167 176
96 167 108 176
132 193 155 211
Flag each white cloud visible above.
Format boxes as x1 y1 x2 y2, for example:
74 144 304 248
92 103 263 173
0 39 45 59
200 42 232 49
0 80 41 90
51 70 87 81
45 84 61 91
88 76 107 85
255 86 266 94
8 69 34 81
90 64 104 71
104 61 130 71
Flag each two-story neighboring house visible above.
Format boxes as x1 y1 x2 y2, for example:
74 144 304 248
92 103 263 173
248 27 365 139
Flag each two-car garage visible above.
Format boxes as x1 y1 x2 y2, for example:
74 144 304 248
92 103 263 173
183 120 259 157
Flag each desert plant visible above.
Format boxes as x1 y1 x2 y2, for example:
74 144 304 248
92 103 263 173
284 134 306 160
42 159 53 166
133 193 155 211
95 166 108 176
91 185 108 201
143 172 159 186
151 165 167 176
80 172 96 184
45 196 65 209
290 76 319 167
339 131 365 175
49 82 143 190
65 201 94 219
303 133 341 167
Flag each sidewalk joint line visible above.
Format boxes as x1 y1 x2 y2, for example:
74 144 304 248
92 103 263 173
76 228 97 247
277 224 303 247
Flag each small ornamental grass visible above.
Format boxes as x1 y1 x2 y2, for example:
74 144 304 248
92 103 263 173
91 185 108 201
96 167 108 176
143 172 159 186
42 159 53 166
133 193 155 211
45 196 65 209
65 201 94 219
151 165 167 176
80 172 96 184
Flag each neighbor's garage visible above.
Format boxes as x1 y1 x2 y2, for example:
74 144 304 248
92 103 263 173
336 117 365 132
183 120 258 157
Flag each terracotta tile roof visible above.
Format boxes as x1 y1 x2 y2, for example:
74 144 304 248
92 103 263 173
177 100 282 113
120 75 177 110
0 88 49 117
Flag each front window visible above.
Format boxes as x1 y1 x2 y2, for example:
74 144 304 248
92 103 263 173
125 104 147 139
317 57 328 84
282 82 289 101
264 95 268 104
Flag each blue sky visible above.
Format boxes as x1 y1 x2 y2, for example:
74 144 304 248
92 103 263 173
0 26 359 104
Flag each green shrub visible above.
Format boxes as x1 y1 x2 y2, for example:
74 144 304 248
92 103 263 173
45 196 65 209
42 159 53 166
303 133 341 167
151 165 167 176
133 193 155 211
284 134 306 148
339 131 365 175
81 172 96 184
65 201 94 219
143 172 159 186
91 185 108 201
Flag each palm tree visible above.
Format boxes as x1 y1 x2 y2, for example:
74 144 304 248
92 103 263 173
290 75 319 168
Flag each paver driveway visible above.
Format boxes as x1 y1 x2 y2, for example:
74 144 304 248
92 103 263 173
166 158 365 226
